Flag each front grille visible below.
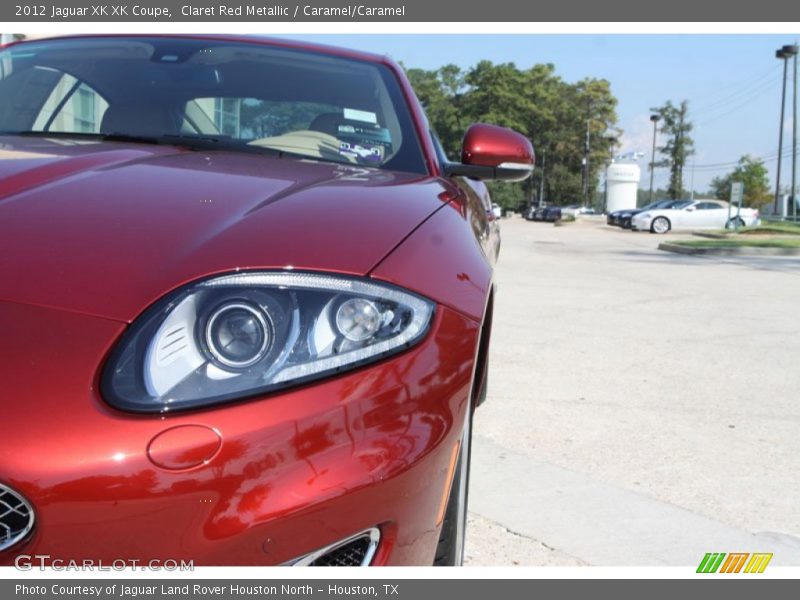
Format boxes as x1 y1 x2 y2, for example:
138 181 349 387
290 528 380 567
0 484 34 551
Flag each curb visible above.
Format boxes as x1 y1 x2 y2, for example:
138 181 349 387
691 232 730 239
658 242 800 256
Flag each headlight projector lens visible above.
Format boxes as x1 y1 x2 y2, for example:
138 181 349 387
335 298 382 342
205 302 271 368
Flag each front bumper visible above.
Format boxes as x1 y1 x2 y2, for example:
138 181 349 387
0 299 479 566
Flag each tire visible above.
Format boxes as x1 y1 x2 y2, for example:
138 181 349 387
650 216 671 234
433 410 472 566
725 217 745 229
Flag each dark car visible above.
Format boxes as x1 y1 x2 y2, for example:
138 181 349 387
542 206 562 222
527 205 561 222
533 206 547 221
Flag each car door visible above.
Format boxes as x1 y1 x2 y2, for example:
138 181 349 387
695 201 728 228
670 204 695 228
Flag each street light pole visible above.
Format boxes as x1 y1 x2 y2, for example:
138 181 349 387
788 44 799 219
775 48 791 215
649 114 659 204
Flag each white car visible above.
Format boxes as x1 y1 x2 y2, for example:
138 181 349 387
630 200 760 234
492 203 503 219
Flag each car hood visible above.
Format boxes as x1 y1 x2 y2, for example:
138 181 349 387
0 136 448 322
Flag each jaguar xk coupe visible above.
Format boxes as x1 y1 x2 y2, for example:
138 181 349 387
0 34 533 566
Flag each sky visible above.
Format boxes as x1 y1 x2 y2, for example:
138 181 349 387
290 34 799 192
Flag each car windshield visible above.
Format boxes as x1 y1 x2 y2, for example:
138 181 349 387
641 199 673 210
0 37 427 174
672 200 694 209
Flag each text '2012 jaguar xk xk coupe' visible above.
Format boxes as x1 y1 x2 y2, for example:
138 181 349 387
0 35 533 566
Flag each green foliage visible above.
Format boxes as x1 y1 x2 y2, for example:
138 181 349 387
404 62 620 210
709 155 772 209
650 100 694 200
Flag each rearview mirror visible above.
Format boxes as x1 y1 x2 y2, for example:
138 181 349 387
444 123 534 182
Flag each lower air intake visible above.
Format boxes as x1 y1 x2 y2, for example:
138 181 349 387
291 528 380 567
310 535 372 566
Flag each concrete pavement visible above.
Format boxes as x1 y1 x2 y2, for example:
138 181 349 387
464 216 800 566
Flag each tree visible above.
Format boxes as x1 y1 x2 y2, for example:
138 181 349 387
405 64 466 158
651 100 694 200
404 61 620 211
709 155 771 208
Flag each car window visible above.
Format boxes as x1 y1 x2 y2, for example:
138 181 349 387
182 96 402 167
29 72 109 133
183 97 339 137
0 38 427 174
695 202 720 210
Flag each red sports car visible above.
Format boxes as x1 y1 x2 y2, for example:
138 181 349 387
0 35 532 566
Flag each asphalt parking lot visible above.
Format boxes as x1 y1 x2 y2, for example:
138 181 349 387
464 215 800 566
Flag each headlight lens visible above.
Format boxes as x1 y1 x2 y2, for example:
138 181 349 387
102 272 435 413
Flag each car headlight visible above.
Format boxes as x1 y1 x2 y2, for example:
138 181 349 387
102 272 435 413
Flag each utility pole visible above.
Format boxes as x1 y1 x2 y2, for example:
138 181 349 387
791 44 799 219
775 47 792 214
649 114 659 203
582 100 591 207
677 117 684 199
538 149 546 207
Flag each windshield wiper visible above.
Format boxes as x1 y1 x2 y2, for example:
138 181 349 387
103 132 233 149
3 130 224 146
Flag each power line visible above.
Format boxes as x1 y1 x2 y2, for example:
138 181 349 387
691 70 779 118
688 66 777 111
691 143 800 172
692 82 780 128
695 82 774 125
688 70 778 119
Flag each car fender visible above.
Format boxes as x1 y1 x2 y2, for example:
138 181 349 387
369 200 492 326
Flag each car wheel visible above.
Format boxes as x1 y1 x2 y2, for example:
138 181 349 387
650 216 671 234
433 409 472 566
725 217 745 229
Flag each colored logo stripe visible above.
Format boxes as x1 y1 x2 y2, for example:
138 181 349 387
719 553 749 573
744 553 773 573
697 553 726 573
697 552 773 573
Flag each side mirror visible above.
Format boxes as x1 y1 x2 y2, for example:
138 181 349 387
444 123 534 182
686 206 695 211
